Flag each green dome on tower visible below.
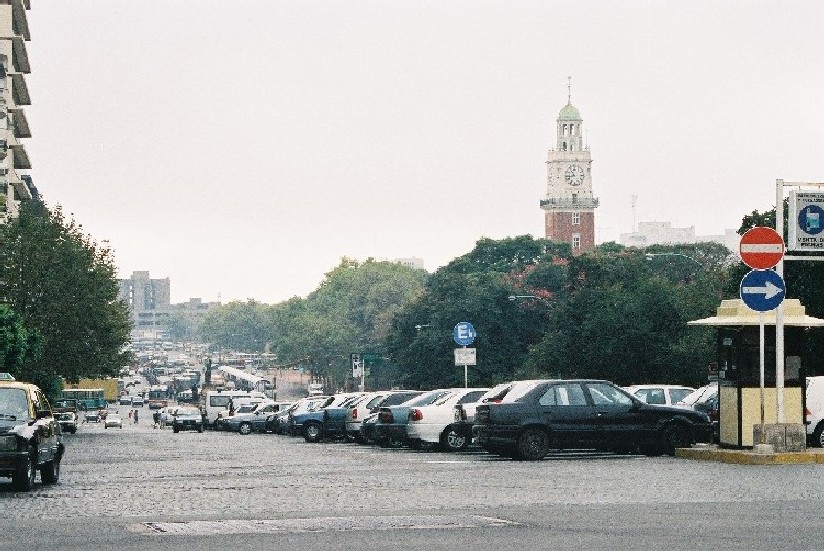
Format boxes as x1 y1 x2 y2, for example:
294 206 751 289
558 103 581 121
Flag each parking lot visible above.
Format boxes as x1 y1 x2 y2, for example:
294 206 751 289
4 414 824 550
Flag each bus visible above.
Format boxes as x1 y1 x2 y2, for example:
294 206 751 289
147 385 169 409
59 388 107 410
63 378 120 402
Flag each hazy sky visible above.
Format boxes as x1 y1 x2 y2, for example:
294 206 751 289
25 1 824 304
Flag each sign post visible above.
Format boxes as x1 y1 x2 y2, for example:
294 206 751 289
739 227 786 441
453 322 476 388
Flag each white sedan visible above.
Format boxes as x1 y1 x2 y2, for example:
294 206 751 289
406 388 488 451
624 384 695 406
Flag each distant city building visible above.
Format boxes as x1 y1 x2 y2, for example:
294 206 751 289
540 84 598 253
393 257 425 270
0 1 34 222
619 221 738 251
118 271 218 340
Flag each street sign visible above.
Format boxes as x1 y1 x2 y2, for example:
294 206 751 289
453 322 476 346
454 348 476 366
739 269 786 312
739 227 785 269
350 353 362 378
788 190 824 251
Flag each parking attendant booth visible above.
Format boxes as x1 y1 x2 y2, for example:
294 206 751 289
689 299 824 449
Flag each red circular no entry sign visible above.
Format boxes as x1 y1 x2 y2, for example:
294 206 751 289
739 226 785 269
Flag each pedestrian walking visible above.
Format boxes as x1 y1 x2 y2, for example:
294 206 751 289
153 410 160 429
133 409 139 424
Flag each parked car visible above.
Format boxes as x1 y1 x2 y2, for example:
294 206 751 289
104 413 123 429
624 385 695 406
473 379 713 460
346 390 423 442
292 393 364 443
406 388 488 451
453 382 522 444
274 397 328 435
56 411 78 434
375 389 456 448
226 401 287 434
805 376 824 446
675 382 719 441
172 407 203 433
0 377 64 490
358 411 381 444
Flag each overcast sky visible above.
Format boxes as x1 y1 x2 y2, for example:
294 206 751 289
24 1 824 304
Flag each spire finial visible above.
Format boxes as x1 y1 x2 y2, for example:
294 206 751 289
567 75 572 104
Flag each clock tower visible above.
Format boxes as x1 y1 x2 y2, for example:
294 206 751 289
540 86 598 253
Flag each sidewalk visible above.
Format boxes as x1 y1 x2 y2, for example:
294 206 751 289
676 443 824 465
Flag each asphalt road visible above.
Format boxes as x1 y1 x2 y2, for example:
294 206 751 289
3 409 824 550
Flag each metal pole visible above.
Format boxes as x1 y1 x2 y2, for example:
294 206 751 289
759 313 766 443
775 179 785 423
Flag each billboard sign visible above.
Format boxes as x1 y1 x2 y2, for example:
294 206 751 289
788 190 824 251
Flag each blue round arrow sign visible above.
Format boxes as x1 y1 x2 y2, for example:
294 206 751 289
739 269 786 312
453 322 476 346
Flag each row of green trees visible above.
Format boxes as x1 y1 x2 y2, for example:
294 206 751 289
199 236 740 390
0 201 132 396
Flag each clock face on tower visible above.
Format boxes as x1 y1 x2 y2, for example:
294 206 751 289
564 164 585 186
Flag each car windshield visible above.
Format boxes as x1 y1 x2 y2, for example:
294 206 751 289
176 408 199 416
236 404 257 414
405 390 453 407
679 384 718 406
0 388 29 421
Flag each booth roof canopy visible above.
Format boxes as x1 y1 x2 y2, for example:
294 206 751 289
688 299 824 327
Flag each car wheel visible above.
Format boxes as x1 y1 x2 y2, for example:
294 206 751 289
662 423 692 456
303 422 323 443
197 426 203 433
813 423 824 448
239 422 253 435
41 457 60 485
104 425 108 429
516 427 550 460
173 426 179 433
12 450 37 491
440 426 468 452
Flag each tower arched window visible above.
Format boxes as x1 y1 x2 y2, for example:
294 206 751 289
562 142 567 151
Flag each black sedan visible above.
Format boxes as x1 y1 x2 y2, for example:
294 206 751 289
473 379 713 460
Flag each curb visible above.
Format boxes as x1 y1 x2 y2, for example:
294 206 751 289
676 446 824 465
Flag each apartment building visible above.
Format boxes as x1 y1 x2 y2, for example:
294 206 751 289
0 0 33 222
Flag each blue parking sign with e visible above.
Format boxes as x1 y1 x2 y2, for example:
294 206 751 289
453 322 476 346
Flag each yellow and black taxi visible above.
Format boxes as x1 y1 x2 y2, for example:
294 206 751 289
0 373 64 491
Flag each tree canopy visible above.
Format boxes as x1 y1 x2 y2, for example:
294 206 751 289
0 201 132 394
